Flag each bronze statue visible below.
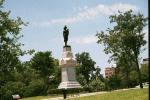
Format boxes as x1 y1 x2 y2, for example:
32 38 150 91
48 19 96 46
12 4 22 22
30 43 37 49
63 25 69 46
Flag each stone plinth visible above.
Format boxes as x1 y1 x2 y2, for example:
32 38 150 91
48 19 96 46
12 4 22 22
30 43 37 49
58 46 82 89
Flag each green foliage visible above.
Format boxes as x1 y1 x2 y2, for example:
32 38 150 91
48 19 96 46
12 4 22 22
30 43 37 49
2 81 26 100
90 78 105 91
107 74 122 89
47 89 62 95
76 64 87 86
0 0 35 87
30 51 54 78
24 79 45 97
140 64 149 82
129 70 139 87
82 86 94 93
75 52 96 86
95 10 148 88
47 88 82 95
49 59 61 89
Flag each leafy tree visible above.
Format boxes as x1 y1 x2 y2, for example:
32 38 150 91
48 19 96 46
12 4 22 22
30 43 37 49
96 10 148 88
0 0 35 85
140 64 149 83
108 74 122 89
48 59 61 89
75 52 96 86
90 78 105 91
129 70 139 87
76 64 87 86
30 51 54 95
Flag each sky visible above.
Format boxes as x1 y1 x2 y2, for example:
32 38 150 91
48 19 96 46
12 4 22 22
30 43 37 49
2 0 148 77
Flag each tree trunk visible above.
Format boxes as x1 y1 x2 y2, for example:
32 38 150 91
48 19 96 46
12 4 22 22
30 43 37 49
126 69 129 88
44 77 47 95
135 56 143 88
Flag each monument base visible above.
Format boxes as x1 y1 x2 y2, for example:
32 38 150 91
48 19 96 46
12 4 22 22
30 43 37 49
58 81 82 89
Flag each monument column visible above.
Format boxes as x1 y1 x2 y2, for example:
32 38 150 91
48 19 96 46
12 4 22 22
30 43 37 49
58 26 82 89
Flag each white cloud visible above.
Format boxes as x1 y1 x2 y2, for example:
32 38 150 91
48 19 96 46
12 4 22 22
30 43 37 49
52 3 139 24
40 21 52 26
110 3 139 14
69 34 98 44
33 21 52 27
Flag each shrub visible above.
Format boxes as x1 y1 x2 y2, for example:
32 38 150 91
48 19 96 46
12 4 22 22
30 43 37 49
47 89 62 95
24 79 45 97
83 86 94 93
2 81 26 100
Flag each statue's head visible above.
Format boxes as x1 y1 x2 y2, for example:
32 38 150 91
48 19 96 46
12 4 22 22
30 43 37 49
64 25 67 30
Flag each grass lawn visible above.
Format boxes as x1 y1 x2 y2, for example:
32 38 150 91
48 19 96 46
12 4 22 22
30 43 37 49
69 88 149 100
19 92 90 100
19 88 148 100
19 94 63 100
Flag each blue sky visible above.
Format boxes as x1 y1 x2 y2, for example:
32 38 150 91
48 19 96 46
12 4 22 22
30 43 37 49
2 0 148 76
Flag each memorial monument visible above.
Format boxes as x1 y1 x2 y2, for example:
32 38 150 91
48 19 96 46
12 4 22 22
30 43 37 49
58 25 82 89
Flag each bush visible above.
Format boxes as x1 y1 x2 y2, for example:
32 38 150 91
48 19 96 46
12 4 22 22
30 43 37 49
2 81 26 100
90 79 105 91
83 86 94 93
47 88 83 95
47 89 62 95
24 79 45 97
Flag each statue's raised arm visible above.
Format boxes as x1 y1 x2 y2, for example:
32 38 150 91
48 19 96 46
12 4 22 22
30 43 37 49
63 25 69 46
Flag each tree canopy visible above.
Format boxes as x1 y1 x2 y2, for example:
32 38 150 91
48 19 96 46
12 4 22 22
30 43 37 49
75 52 96 86
96 10 148 88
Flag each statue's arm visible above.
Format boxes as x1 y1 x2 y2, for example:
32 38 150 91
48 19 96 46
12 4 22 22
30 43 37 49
67 29 69 35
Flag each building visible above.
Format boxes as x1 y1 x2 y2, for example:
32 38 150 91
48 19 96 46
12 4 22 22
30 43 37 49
141 58 149 65
105 67 116 78
105 66 125 79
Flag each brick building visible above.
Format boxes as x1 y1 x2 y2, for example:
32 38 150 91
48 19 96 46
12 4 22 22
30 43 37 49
105 67 116 78
105 58 149 79
105 66 125 78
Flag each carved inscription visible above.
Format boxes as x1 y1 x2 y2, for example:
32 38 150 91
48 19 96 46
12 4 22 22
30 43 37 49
68 66 76 81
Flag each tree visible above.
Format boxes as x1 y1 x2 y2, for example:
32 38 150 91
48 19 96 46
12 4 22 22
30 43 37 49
75 52 96 86
0 0 35 86
140 64 149 83
129 70 139 87
108 74 122 89
30 51 54 95
90 78 105 91
49 59 61 89
96 10 148 88
76 64 87 86
116 53 137 88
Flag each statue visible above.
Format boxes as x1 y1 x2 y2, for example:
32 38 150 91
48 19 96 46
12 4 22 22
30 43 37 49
63 25 69 46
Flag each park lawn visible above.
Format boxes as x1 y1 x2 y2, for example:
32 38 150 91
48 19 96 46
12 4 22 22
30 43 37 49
68 88 149 100
19 94 63 100
19 92 90 100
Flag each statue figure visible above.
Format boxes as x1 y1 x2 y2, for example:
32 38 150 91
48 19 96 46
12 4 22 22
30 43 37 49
63 25 69 46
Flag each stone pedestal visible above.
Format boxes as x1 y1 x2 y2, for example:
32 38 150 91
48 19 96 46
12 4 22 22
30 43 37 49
58 46 82 89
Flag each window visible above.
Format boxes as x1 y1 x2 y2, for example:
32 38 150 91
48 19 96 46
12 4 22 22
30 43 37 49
106 76 108 78
106 73 108 75
109 72 112 75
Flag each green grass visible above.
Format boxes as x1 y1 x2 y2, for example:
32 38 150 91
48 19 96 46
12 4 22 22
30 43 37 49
19 88 148 100
19 92 89 100
19 94 63 100
69 88 149 100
